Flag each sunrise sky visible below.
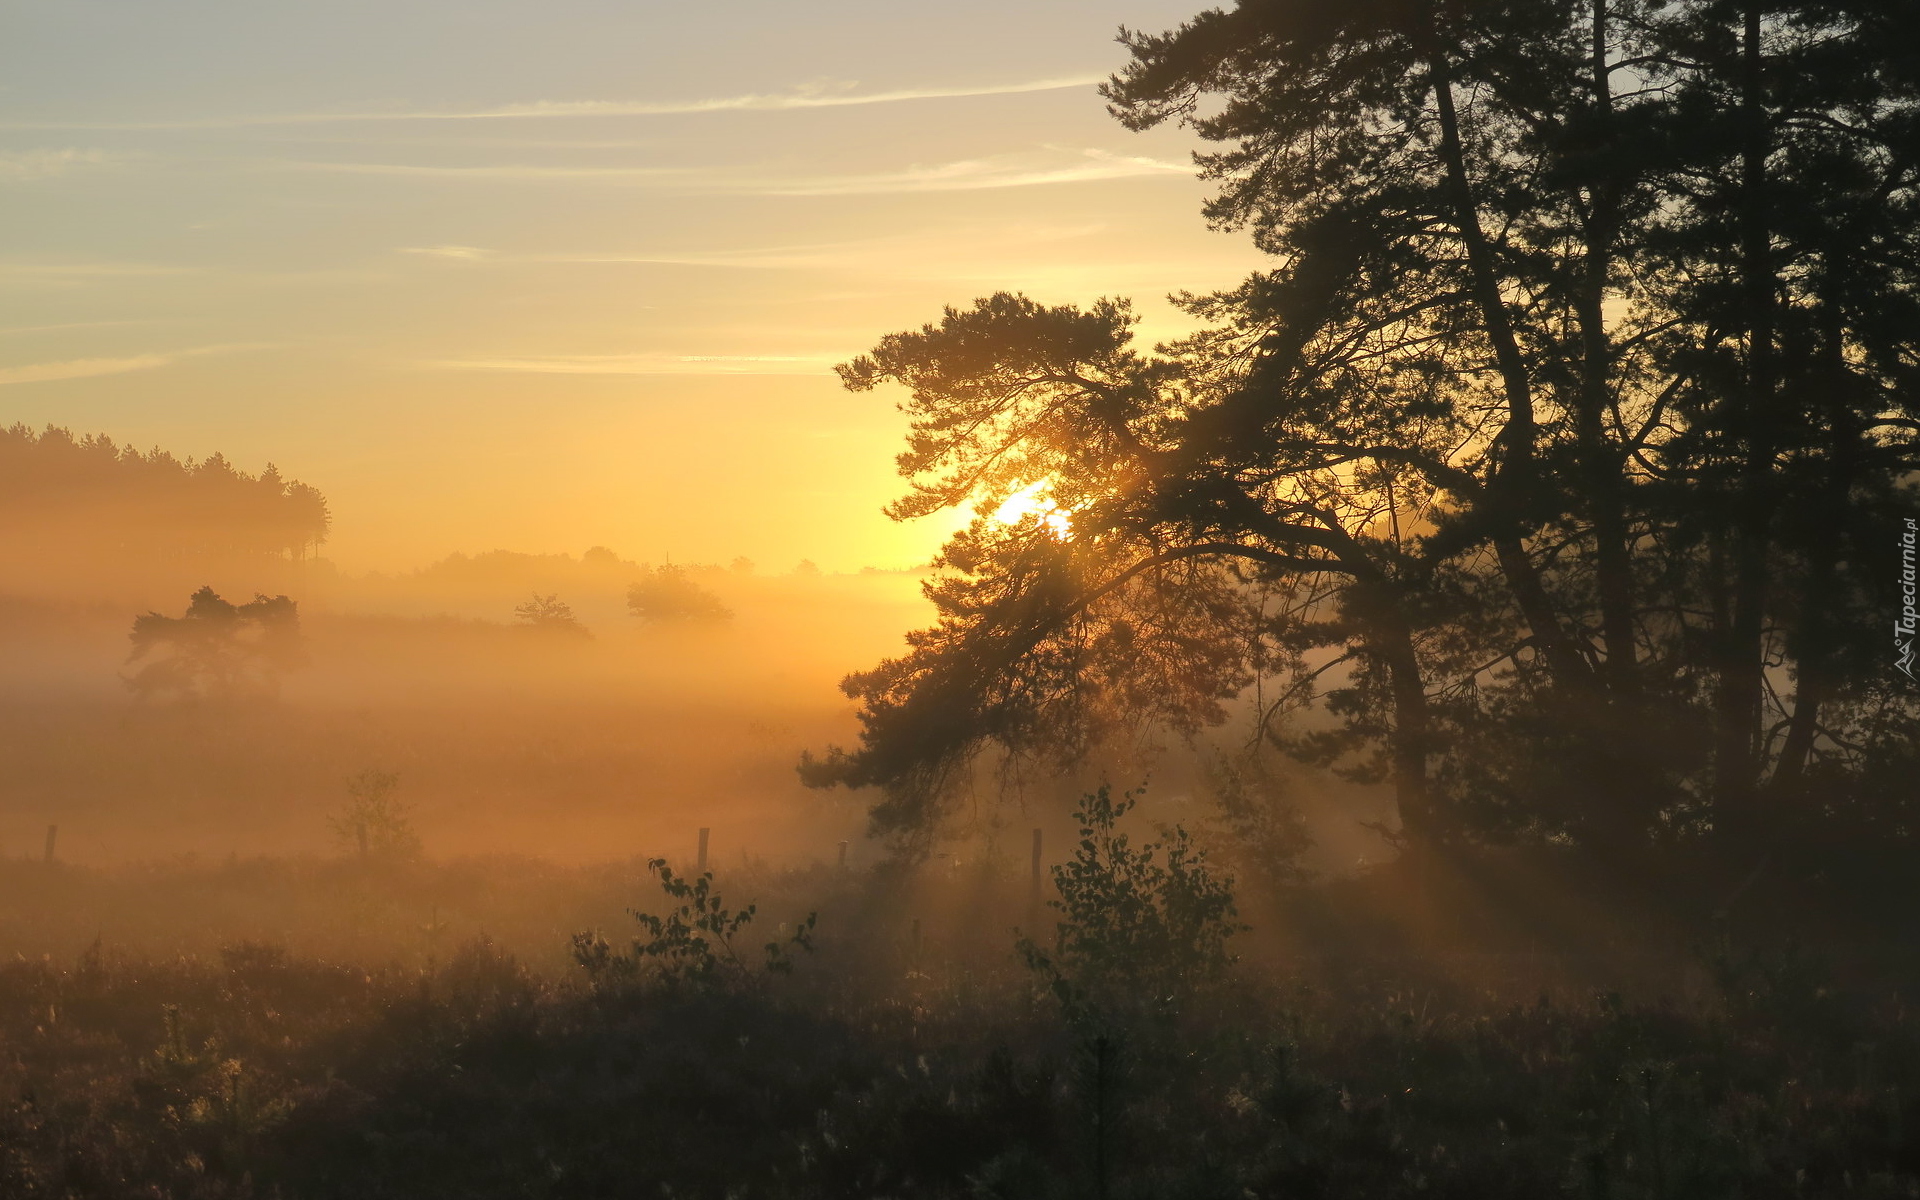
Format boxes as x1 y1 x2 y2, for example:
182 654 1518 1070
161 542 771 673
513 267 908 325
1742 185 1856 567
0 0 1266 573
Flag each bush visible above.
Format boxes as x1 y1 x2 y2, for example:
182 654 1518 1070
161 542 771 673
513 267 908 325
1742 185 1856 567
511 592 590 637
571 858 815 990
1019 785 1245 1027
625 565 731 625
328 769 421 860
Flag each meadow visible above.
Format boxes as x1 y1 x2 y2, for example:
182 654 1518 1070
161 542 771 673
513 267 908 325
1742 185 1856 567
6 837 1920 1199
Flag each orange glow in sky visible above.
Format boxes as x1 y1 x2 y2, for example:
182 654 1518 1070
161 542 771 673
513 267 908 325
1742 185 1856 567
0 1 1264 573
993 480 1076 540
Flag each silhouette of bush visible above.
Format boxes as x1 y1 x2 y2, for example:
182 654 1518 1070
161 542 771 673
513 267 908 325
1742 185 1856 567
625 564 731 625
328 769 421 860
570 857 815 990
124 586 305 701
1019 785 1245 1027
511 592 590 638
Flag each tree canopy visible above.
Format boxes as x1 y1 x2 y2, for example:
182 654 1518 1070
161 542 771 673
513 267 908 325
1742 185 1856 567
627 564 733 626
0 424 330 559
514 592 592 637
126 586 306 701
805 0 1920 865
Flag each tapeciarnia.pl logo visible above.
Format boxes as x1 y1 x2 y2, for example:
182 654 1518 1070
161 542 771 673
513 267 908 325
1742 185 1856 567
1899 516 1918 681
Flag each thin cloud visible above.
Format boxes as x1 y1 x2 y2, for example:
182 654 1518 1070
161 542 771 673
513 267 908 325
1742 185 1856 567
752 151 1189 196
280 161 696 181
0 319 159 336
675 355 812 362
397 223 1112 273
0 261 197 281
0 353 175 386
3 76 1102 131
0 148 110 180
444 75 1103 119
0 343 267 386
423 352 841 377
293 148 1188 194
400 245 494 260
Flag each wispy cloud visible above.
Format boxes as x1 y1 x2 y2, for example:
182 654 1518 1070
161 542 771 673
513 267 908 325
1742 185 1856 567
0 319 159 336
422 352 841 377
0 353 175 386
2 76 1102 131
422 76 1104 120
0 148 111 180
0 343 267 386
397 223 1111 273
401 245 494 260
292 148 1188 194
0 261 197 281
750 149 1189 196
282 161 696 182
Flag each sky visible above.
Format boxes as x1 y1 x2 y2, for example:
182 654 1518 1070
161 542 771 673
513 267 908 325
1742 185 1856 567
0 0 1267 573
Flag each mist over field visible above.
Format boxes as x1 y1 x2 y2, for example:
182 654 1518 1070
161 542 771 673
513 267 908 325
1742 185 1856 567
0 518 1394 977
0 553 920 865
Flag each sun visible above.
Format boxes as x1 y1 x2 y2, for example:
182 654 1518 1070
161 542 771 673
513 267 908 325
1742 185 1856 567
991 480 1074 539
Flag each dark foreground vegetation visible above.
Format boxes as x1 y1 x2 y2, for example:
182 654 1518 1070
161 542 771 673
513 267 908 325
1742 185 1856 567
7 822 1920 1200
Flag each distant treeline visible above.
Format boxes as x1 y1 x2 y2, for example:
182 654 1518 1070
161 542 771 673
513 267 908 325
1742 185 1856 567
0 424 330 599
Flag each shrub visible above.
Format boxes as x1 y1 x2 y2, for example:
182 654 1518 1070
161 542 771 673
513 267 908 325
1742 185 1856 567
328 769 421 860
1019 785 1244 1027
625 565 732 625
512 592 591 637
572 858 815 990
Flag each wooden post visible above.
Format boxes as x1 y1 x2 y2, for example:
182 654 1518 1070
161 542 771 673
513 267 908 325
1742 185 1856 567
696 827 710 874
837 840 849 869
1028 827 1043 925
43 824 57 864
1092 1035 1113 1200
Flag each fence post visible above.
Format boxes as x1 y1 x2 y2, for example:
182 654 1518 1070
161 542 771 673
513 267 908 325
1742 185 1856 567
43 824 57 864
697 827 710 874
837 840 848 870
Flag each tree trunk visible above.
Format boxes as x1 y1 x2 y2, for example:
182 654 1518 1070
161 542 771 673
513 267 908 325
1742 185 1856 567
1713 0 1777 844
1771 303 1854 794
1427 44 1599 696
1579 0 1639 699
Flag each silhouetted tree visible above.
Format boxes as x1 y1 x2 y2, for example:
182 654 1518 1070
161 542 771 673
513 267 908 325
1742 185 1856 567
805 0 1920 861
125 586 305 701
0 425 331 573
627 565 732 625
514 592 591 637
328 769 420 860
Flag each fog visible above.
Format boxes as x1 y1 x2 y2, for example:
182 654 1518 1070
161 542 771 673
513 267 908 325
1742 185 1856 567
0 508 1403 974
0 554 928 864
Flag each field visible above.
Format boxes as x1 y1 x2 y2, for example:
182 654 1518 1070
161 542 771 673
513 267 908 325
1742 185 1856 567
5 843 1920 1199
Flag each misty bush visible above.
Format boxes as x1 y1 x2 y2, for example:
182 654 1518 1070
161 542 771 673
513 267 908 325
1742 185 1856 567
124 585 305 701
1019 786 1244 1025
512 591 590 637
572 857 814 989
625 564 732 625
329 769 421 860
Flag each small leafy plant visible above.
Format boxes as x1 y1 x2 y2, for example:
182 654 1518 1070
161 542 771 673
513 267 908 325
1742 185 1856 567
1019 785 1245 1026
573 857 816 989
